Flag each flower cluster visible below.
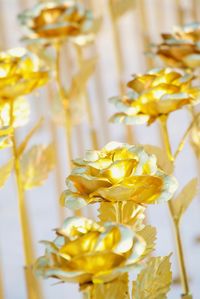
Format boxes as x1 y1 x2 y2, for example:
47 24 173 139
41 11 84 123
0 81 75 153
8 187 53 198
156 23 200 69
110 68 200 125
18 0 98 46
35 216 146 284
60 141 177 210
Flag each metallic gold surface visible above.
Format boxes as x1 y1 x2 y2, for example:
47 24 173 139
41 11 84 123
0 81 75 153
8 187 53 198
132 256 172 299
110 68 200 126
60 141 177 210
35 216 146 284
156 23 200 69
0 48 48 99
19 0 98 46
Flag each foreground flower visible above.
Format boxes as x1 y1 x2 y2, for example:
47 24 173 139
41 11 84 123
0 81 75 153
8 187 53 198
35 216 146 284
110 68 200 125
18 0 99 46
156 23 200 69
0 48 48 100
60 142 177 210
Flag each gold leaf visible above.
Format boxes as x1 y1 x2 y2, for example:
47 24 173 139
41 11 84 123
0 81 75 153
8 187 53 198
122 202 145 230
0 159 13 188
132 255 172 299
20 144 55 189
98 202 145 230
98 202 117 222
111 0 136 20
94 273 130 299
17 118 43 157
170 178 198 223
143 145 173 174
137 226 157 260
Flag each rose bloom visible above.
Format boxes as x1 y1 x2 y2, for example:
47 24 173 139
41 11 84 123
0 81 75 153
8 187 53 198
156 23 200 69
18 0 99 46
110 68 200 125
0 48 48 100
35 216 146 284
60 142 177 210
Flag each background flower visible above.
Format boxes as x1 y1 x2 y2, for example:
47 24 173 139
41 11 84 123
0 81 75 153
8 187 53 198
18 0 100 46
110 68 200 125
35 216 146 284
60 142 177 210
156 23 200 69
0 47 48 100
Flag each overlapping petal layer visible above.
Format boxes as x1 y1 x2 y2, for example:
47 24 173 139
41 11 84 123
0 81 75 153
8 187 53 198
0 47 48 100
18 0 99 45
156 23 200 68
35 216 146 284
60 142 177 210
110 68 200 125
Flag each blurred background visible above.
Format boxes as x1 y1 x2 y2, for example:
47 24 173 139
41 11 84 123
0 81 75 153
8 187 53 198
0 0 200 298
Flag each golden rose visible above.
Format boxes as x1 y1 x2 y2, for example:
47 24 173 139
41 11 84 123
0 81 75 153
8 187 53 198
0 48 48 100
18 0 99 46
60 142 177 210
110 68 200 125
35 216 146 284
156 23 200 69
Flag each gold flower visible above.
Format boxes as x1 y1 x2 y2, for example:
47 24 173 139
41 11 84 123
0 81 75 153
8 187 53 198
156 23 200 69
18 0 99 46
191 112 200 157
0 48 48 100
35 216 146 284
110 68 200 125
60 142 177 210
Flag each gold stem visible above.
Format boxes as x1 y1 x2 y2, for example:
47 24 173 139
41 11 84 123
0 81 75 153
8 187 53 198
47 85 65 222
0 261 4 299
108 0 134 144
75 45 98 149
82 285 94 299
174 119 196 160
160 117 191 297
55 44 73 167
9 101 42 299
115 201 122 223
174 222 190 295
160 116 174 161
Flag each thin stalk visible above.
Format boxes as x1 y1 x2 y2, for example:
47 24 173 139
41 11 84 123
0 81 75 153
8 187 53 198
108 0 134 144
160 117 191 297
54 43 73 168
0 261 4 299
46 85 65 222
9 101 42 299
82 285 94 299
116 201 122 223
174 118 197 160
75 45 98 149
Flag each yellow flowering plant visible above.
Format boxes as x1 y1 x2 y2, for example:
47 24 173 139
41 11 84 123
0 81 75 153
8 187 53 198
0 47 54 299
0 47 48 99
60 141 177 210
110 68 200 126
18 0 100 46
156 23 200 69
35 141 174 298
35 216 147 285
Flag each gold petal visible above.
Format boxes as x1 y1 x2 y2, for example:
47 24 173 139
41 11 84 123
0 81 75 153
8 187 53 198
69 251 125 273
